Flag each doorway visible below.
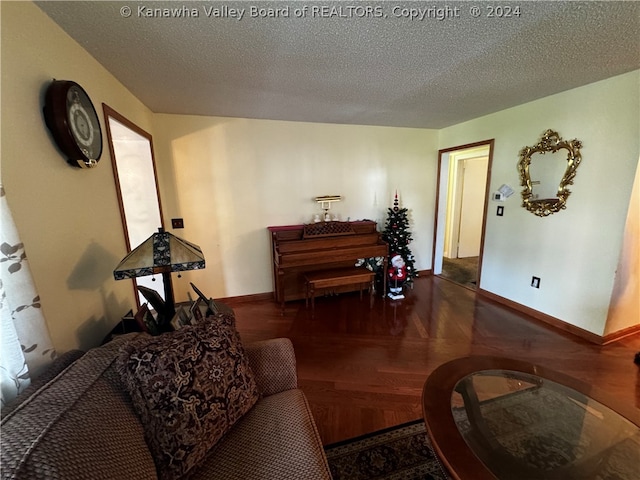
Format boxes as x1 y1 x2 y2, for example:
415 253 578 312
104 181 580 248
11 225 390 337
432 140 494 289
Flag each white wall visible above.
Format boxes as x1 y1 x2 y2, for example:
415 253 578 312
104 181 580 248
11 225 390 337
151 115 438 301
1 2 155 351
439 71 640 336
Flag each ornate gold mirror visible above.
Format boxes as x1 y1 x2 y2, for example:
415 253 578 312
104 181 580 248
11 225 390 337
517 130 583 217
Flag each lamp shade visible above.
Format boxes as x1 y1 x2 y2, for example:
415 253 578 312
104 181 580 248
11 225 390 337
113 228 205 280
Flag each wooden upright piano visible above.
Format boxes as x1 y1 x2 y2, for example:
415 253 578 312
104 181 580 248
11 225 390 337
268 221 388 308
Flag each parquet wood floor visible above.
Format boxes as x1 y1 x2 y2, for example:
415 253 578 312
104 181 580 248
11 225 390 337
226 275 640 445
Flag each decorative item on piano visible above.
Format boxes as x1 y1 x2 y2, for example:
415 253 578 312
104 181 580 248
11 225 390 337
314 195 342 221
388 254 407 300
303 221 355 238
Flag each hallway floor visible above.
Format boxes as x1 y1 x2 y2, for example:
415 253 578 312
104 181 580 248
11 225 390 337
440 256 479 288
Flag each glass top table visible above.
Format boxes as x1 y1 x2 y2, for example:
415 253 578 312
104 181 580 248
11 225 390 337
422 356 640 480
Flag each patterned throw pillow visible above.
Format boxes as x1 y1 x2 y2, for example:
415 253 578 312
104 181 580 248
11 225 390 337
117 314 259 480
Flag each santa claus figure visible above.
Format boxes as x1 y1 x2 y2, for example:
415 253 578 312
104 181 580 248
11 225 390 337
388 254 407 300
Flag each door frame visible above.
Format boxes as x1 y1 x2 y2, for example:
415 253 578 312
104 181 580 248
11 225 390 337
431 139 494 287
103 104 165 309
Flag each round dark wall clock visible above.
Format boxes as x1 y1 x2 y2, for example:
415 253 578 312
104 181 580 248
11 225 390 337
43 80 103 168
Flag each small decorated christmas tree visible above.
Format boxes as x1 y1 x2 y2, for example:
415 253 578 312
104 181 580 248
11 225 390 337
382 193 417 296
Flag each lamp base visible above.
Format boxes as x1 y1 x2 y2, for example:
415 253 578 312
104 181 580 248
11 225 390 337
137 273 175 326
162 271 176 321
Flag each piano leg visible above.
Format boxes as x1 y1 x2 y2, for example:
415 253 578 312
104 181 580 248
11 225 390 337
382 257 389 297
310 283 316 311
370 277 375 308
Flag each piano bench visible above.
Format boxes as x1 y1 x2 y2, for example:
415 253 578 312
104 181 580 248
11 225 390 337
304 267 376 312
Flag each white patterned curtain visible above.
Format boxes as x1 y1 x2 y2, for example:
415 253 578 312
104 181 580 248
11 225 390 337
1 184 56 408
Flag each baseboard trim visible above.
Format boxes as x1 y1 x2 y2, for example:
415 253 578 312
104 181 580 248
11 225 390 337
476 288 607 345
416 269 433 276
602 324 640 345
218 292 274 305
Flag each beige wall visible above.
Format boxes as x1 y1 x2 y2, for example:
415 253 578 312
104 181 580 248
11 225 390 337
151 115 438 302
1 2 154 352
439 70 640 336
606 160 640 335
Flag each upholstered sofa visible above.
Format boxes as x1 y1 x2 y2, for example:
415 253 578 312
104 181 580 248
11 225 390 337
1 321 332 480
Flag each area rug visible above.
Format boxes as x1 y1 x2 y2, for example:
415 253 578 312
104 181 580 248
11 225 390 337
453 385 640 478
440 256 478 287
324 387 640 480
324 419 451 480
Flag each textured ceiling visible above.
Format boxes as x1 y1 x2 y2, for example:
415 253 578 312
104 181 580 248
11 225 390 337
36 1 640 128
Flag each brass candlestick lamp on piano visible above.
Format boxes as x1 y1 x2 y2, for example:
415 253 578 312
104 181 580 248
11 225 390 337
315 195 342 221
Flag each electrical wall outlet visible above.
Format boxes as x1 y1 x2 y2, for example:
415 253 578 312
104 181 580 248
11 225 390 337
531 276 540 288
171 218 184 229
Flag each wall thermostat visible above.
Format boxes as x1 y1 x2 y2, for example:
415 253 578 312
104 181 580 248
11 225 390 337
493 184 515 201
